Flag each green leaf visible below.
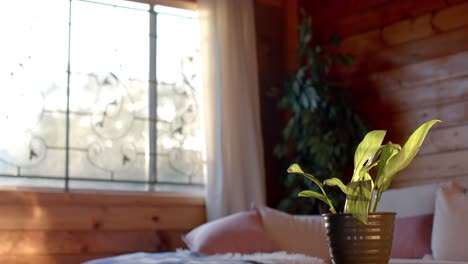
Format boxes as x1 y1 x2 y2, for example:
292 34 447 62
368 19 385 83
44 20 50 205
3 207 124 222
352 130 386 182
278 98 288 109
344 54 354 65
282 119 294 139
324 64 330 74
315 46 322 54
296 68 305 80
359 156 379 192
333 54 354 66
345 180 373 223
292 81 300 95
375 142 401 183
362 158 380 172
376 120 440 192
273 144 287 158
287 163 323 188
298 190 334 210
324 178 349 194
359 170 374 190
330 33 341 47
288 163 337 213
300 93 309 108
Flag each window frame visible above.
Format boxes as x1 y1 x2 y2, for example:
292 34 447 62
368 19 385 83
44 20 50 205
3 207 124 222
130 0 197 10
0 0 205 195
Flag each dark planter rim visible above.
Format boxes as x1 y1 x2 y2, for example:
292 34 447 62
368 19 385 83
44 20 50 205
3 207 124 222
322 212 397 217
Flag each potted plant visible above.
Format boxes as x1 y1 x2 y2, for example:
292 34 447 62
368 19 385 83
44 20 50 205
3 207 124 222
288 119 440 264
274 10 368 214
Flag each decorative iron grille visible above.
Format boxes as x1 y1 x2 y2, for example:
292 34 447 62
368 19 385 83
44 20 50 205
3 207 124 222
0 0 205 192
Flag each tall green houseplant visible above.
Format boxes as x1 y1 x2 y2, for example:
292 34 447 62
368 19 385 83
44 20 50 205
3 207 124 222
274 12 367 214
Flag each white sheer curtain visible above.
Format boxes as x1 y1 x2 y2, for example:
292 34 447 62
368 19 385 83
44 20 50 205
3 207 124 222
198 0 266 221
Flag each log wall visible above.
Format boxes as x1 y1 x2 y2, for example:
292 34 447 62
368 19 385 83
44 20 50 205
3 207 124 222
255 0 287 207
299 0 468 188
0 189 205 264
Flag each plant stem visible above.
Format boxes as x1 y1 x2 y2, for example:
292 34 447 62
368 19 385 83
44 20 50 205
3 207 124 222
323 189 337 214
367 184 375 213
371 190 382 213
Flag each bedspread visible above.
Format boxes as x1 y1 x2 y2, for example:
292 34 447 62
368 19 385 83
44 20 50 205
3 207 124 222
84 251 468 264
83 250 326 264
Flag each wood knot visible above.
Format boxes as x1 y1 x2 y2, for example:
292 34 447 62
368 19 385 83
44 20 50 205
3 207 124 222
156 242 167 252
81 245 89 253
92 220 102 230
151 216 160 222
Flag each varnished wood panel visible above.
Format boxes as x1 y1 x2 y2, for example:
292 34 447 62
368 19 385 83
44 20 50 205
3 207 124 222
392 174 468 188
256 0 283 7
394 150 468 189
358 74 468 114
350 50 468 96
255 0 287 208
0 189 205 207
298 0 468 189
0 230 186 255
0 231 158 255
0 190 205 264
374 101 467 135
363 25 468 74
0 254 110 264
340 29 384 58
433 2 468 31
418 124 468 155
334 1 468 77
341 1 468 56
0 205 205 231
341 24 468 76
316 0 446 40
285 0 298 72
381 14 434 46
301 0 389 27
398 150 468 181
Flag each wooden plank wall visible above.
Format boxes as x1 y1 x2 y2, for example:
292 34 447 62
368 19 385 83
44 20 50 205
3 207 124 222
0 189 205 264
255 0 287 207
299 0 468 188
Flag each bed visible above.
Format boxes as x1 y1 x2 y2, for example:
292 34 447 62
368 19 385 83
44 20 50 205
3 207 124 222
83 252 467 264
84 180 468 264
83 251 326 264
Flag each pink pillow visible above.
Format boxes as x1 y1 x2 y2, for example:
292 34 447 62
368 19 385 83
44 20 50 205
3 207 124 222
256 205 330 262
431 181 468 261
391 214 433 258
182 210 279 254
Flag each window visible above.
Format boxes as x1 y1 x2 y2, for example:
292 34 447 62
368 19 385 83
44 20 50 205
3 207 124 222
0 0 205 193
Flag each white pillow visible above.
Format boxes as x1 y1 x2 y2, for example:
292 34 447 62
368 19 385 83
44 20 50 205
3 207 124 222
255 205 330 262
431 181 468 261
378 183 441 217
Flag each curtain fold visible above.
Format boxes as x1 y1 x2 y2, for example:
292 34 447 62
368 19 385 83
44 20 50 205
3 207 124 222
199 0 266 221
